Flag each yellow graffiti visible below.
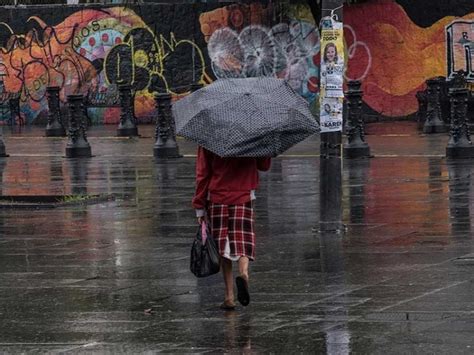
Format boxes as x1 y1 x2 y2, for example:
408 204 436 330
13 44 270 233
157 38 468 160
103 27 206 96
134 49 148 68
158 33 206 95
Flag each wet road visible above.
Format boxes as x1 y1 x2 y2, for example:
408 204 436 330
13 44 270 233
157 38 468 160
1 123 474 353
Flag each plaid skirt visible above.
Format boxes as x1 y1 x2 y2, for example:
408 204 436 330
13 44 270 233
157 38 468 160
208 201 256 261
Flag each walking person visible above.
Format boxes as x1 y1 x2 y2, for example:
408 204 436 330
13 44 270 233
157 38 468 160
192 146 271 310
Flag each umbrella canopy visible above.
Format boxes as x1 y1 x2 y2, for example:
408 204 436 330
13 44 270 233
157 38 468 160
172 78 319 157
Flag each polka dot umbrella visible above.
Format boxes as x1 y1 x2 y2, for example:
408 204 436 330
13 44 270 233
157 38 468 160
172 77 319 157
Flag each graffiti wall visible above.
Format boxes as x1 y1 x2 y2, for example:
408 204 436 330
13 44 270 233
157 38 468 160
2 0 470 123
0 5 211 124
0 2 318 125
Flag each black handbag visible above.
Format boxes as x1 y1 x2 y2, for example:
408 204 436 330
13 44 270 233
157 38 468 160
190 222 221 277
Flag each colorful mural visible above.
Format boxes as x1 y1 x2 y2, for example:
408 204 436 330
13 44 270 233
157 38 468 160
201 0 474 118
0 7 206 124
200 0 474 119
344 0 474 117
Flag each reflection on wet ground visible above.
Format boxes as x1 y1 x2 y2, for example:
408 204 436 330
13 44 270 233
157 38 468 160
1 123 474 353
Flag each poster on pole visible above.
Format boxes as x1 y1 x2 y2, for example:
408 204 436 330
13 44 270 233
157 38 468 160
320 97 343 132
320 20 345 132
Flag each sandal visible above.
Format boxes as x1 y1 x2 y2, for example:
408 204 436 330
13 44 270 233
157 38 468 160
236 276 250 306
220 300 236 311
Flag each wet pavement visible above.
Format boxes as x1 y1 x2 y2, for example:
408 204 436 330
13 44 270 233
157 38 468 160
1 123 474 353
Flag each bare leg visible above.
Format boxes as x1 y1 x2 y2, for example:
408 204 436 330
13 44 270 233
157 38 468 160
222 258 234 302
238 256 249 281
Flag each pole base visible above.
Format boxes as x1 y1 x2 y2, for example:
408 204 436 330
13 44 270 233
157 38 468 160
344 145 371 159
66 146 92 158
423 123 447 133
45 127 66 137
446 145 474 159
154 146 182 158
117 127 138 137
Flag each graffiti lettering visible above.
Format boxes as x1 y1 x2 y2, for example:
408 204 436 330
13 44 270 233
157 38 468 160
447 21 474 80
72 20 101 50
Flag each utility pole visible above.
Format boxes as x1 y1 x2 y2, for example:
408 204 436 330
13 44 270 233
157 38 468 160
319 0 344 158
318 0 344 234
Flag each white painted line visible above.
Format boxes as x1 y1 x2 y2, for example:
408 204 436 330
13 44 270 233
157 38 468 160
376 280 467 312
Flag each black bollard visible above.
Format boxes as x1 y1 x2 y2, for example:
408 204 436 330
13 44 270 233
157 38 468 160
45 86 66 137
416 90 427 131
117 83 138 137
423 77 447 133
343 80 371 159
446 87 474 158
439 77 451 124
0 127 8 157
65 94 91 158
153 93 181 158
8 95 21 126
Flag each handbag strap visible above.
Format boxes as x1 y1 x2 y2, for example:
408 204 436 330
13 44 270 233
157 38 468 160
201 222 208 245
